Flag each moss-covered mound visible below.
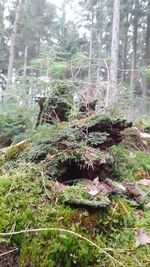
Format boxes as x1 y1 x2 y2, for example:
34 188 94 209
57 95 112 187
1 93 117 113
0 161 150 267
1 107 150 266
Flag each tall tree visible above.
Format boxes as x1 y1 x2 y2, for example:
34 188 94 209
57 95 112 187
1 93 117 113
77 0 96 84
0 0 7 102
110 0 120 100
142 0 150 114
5 0 25 93
87 2 94 84
145 0 150 66
130 0 139 90
120 0 132 86
15 0 57 74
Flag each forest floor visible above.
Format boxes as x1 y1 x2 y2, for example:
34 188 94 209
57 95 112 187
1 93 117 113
0 113 150 267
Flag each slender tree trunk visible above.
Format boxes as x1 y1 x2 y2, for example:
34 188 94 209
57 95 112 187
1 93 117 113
23 45 28 76
37 35 41 57
87 8 94 101
130 0 139 91
0 0 4 46
145 0 150 66
142 0 150 114
88 11 94 85
110 0 120 100
0 0 5 103
88 29 93 84
96 0 103 82
121 10 130 88
141 76 147 114
121 27 128 88
5 0 24 94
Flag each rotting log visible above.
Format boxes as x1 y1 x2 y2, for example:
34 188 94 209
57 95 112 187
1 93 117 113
71 115 132 149
35 84 73 127
0 140 28 163
35 97 72 127
23 114 132 187
57 178 144 209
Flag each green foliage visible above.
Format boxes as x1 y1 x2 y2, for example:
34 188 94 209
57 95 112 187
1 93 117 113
87 132 108 146
15 0 57 71
145 68 150 82
49 81 73 107
86 114 113 127
0 106 32 147
111 145 150 181
51 61 69 79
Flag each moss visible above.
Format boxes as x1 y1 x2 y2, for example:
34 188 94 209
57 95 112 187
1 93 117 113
1 164 150 266
0 165 135 266
111 145 150 181
0 175 12 190
36 83 73 126
1 108 150 266
6 141 28 161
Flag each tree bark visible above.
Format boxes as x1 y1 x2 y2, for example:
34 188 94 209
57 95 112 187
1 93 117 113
0 0 4 46
130 0 139 91
141 76 147 114
121 6 130 87
88 26 93 84
0 0 5 102
110 0 120 100
5 0 25 94
88 8 94 100
145 0 150 66
23 45 28 77
96 0 103 82
142 0 150 114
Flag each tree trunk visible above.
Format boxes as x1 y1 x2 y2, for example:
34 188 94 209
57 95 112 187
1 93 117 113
5 0 25 95
0 0 5 103
0 0 4 46
121 10 130 88
141 76 147 114
110 0 120 100
145 0 150 66
142 0 150 114
87 8 94 101
96 0 103 82
23 45 28 77
121 30 128 86
88 26 93 84
130 0 139 91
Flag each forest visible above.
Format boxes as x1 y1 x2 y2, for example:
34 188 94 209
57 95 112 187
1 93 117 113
0 0 150 266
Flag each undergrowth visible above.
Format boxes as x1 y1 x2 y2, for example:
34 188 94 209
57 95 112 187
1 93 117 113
111 145 150 181
0 104 36 147
0 164 150 266
0 112 150 266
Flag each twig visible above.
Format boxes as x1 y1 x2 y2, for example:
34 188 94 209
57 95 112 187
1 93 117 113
0 248 18 258
38 169 51 200
0 227 124 266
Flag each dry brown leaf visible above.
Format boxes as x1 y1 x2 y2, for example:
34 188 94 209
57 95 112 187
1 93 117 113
137 169 147 177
